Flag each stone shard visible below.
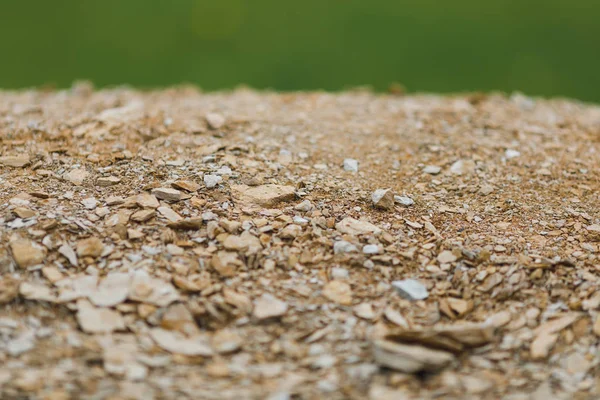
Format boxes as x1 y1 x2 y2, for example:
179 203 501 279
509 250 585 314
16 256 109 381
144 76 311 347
76 237 104 258
10 239 46 268
76 300 125 334
372 340 454 373
128 270 179 307
205 112 225 130
65 168 90 185
372 189 394 210
231 184 296 207
0 155 30 167
89 273 131 307
150 328 213 356
253 294 288 319
335 217 381 236
392 279 428 301
58 243 78 267
151 187 183 202
323 281 353 305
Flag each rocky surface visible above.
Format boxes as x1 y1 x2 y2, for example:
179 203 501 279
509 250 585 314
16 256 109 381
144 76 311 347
1 85 600 399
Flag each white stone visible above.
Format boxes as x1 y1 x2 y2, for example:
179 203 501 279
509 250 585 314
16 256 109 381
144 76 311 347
333 240 358 254
331 267 349 280
362 244 381 254
505 149 521 159
81 197 98 210
204 174 222 189
253 294 288 319
394 195 414 206
392 279 429 301
343 158 359 172
423 165 441 175
150 328 213 356
294 200 313 212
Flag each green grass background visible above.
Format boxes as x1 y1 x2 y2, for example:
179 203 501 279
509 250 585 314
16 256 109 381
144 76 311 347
1 0 599 101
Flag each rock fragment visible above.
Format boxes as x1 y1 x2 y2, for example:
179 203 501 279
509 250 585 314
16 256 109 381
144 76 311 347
204 174 222 188
76 237 104 258
392 279 428 301
394 195 414 206
150 328 213 356
131 209 156 222
211 251 243 277
58 243 78 267
89 273 131 307
65 168 89 185
136 193 160 208
231 184 296 207
437 250 457 264
323 281 353 305
372 340 454 373
372 189 394 210
97 176 121 186
76 300 125 334
151 187 183 202
0 276 20 304
172 180 201 192
335 217 381 235
333 240 358 254
343 158 359 172
0 155 30 167
253 294 288 319
423 165 441 175
10 239 46 268
205 112 225 130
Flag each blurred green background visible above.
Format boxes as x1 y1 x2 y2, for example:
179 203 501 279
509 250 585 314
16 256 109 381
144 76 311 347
1 0 599 101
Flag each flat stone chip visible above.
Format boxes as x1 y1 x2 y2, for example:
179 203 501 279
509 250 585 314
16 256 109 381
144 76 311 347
230 184 296 207
149 328 213 356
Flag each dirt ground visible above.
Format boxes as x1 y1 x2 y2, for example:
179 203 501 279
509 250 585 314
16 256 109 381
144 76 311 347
1 84 600 399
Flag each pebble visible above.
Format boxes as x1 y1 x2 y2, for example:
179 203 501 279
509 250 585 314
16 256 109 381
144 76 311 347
231 184 296 207
253 294 288 319
331 267 350 280
205 112 225 129
204 174 222 189
294 200 313 212
322 281 353 305
136 193 160 208
131 209 155 222
158 206 182 222
394 195 414 206
343 158 359 172
0 155 30 168
372 189 394 210
336 217 381 235
362 244 381 254
76 237 104 258
437 250 457 264
449 159 475 175
423 165 441 175
505 149 521 159
76 300 125 334
172 180 201 192
97 176 121 186
392 279 429 301
58 243 78 267
10 239 46 268
81 197 98 210
150 328 213 356
65 168 89 185
354 303 375 320
151 187 183 202
333 240 357 254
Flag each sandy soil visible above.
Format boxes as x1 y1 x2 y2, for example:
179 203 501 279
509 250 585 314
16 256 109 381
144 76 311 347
1 84 600 399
